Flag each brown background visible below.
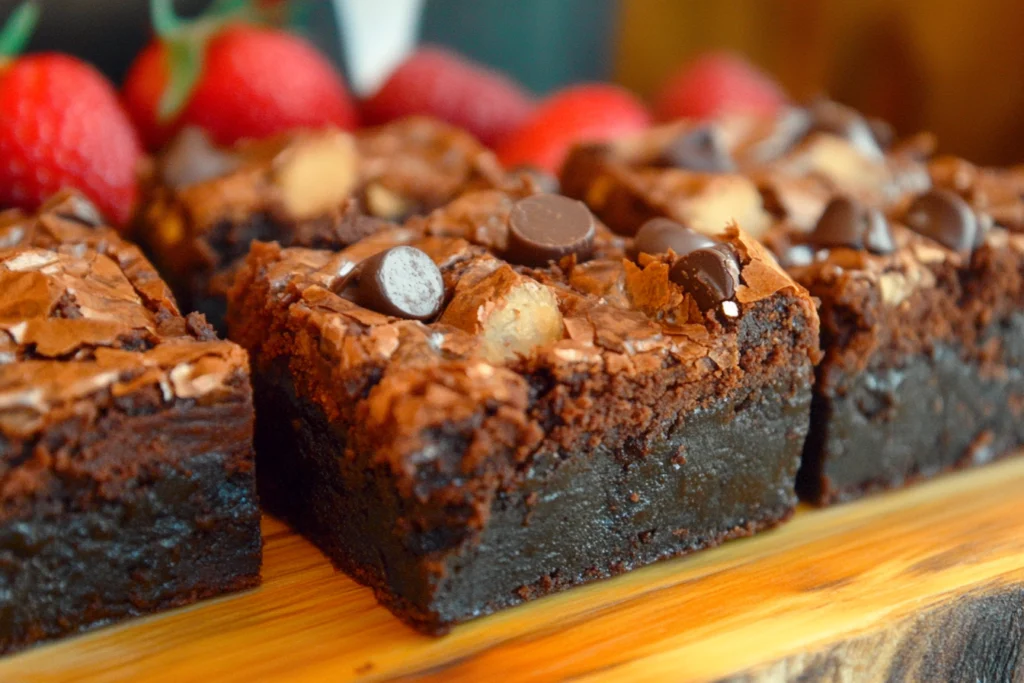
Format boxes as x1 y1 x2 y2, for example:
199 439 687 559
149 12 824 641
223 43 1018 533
616 0 1024 165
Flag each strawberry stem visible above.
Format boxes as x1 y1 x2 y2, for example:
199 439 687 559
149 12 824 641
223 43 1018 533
150 0 257 123
0 1 40 58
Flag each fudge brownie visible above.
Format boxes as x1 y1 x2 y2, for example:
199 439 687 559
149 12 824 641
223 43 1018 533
562 106 1024 504
0 194 261 653
227 188 819 634
136 116 510 329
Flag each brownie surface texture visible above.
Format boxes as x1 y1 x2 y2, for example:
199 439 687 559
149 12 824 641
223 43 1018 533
0 198 261 653
228 188 819 633
560 107 1024 504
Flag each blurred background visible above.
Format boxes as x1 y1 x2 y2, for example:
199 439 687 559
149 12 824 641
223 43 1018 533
5 0 1024 164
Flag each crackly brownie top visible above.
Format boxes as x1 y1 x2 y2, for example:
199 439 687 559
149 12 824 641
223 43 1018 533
232 189 818 464
563 101 934 238
0 195 248 446
144 116 507 235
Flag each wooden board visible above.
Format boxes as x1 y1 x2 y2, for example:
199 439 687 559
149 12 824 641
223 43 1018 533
2 457 1024 683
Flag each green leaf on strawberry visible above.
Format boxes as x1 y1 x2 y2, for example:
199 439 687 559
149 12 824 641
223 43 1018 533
0 1 40 58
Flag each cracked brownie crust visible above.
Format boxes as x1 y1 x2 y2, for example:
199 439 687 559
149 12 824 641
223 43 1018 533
137 117 512 329
562 108 1024 504
0 197 261 653
228 188 819 634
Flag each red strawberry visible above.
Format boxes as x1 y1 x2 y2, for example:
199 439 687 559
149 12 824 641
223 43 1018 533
496 84 650 173
654 52 786 122
362 47 534 147
0 5 141 226
122 2 358 150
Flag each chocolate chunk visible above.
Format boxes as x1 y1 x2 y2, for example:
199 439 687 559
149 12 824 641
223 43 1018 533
512 165 561 194
356 246 444 320
630 217 715 260
161 127 242 189
903 189 981 256
505 194 596 267
808 197 895 254
655 127 735 173
808 100 883 159
670 244 741 311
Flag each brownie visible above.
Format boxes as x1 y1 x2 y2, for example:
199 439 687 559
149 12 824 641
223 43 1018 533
227 187 820 634
136 117 512 329
562 105 1024 504
0 194 261 653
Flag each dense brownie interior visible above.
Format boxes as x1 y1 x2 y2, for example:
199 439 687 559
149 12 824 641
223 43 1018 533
0 197 261 652
228 188 819 633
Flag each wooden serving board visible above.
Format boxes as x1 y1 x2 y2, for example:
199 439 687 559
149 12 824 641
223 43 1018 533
3 457 1024 682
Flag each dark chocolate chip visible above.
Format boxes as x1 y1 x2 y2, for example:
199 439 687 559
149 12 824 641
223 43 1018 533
505 194 596 267
512 165 560 194
630 217 715 260
655 126 736 173
356 246 444 320
809 100 883 159
670 244 740 311
903 189 980 256
808 197 895 254
161 127 242 189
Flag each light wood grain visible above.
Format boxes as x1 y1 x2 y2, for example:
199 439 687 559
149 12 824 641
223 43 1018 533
2 457 1024 683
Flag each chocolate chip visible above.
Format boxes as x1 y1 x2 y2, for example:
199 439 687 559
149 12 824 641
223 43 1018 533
903 189 981 256
670 244 741 311
808 197 895 254
655 127 735 173
808 100 883 159
161 127 242 189
511 165 560 194
630 217 715 260
356 246 444 320
505 194 596 267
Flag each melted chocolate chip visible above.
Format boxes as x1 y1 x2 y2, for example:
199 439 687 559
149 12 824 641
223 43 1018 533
512 165 560 194
630 217 715 260
808 197 895 254
808 100 883 159
161 127 242 189
655 127 735 173
903 189 981 256
670 244 740 311
356 246 444 320
505 194 595 267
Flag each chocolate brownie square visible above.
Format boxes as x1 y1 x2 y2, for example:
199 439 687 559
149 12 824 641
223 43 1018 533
0 194 261 653
136 117 511 329
227 188 819 634
562 105 1024 504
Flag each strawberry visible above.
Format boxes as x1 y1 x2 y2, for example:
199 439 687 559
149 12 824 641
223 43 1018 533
0 3 142 226
122 0 358 150
496 84 650 173
362 47 534 147
654 52 786 122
